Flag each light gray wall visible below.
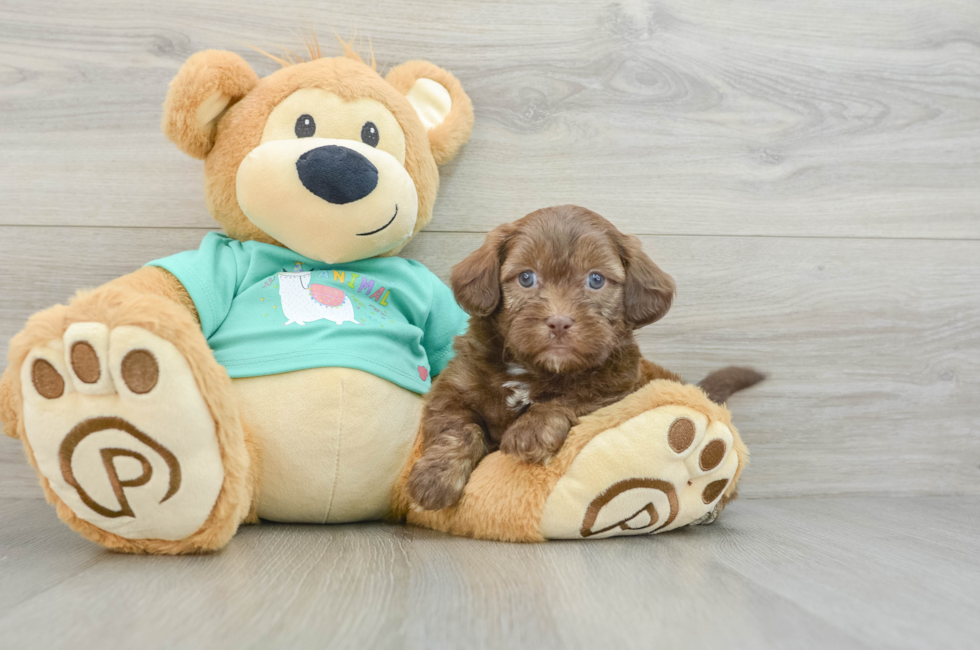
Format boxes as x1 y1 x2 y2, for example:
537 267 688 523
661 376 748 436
2 0 979 499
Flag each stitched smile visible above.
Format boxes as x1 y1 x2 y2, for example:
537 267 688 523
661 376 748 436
356 205 398 236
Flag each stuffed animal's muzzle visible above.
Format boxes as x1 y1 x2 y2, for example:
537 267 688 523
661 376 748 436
236 137 419 264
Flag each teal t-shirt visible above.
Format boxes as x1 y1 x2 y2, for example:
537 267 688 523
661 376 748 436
147 232 468 394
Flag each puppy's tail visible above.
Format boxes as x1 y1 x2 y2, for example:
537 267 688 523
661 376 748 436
697 366 765 404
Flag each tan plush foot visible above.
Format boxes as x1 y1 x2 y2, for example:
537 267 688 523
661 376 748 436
539 404 739 539
21 323 225 542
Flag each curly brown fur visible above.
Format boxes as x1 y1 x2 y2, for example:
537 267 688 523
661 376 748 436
407 205 683 511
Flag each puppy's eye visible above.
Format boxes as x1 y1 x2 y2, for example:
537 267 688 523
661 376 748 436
295 114 316 138
587 272 605 289
518 271 537 288
361 121 380 147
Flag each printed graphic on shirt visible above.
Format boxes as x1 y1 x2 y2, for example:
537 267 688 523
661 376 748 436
260 262 403 331
276 270 360 326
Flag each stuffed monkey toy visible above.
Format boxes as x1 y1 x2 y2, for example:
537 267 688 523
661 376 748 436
0 41 747 553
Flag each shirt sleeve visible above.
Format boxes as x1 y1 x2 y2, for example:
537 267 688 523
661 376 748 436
421 269 469 377
145 232 246 339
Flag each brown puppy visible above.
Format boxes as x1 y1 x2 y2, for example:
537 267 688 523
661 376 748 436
408 204 687 511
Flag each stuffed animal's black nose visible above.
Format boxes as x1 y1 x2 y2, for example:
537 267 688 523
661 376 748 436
296 145 378 205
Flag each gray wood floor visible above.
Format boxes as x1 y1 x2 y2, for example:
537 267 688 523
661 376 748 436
1 1 978 648
2 496 978 650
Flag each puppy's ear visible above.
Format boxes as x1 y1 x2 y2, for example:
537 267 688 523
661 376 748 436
162 50 258 159
451 223 515 317
385 61 474 166
619 234 676 328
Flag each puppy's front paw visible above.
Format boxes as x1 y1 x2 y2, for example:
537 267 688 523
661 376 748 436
408 422 486 511
500 408 572 464
407 454 470 511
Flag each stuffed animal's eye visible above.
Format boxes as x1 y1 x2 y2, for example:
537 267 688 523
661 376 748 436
588 272 605 289
361 121 379 147
518 271 536 288
295 114 316 138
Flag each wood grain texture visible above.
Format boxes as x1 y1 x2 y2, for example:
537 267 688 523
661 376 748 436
0 495 977 649
2 227 978 500
0 0 978 236
2 2 979 645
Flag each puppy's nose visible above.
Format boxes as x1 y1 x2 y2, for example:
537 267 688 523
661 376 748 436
296 145 379 204
546 315 574 335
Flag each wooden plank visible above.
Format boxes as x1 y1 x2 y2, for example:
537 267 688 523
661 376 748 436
0 496 977 649
0 0 978 237
0 499 107 610
1 226 978 500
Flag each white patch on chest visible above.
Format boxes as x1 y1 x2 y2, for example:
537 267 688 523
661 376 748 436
503 379 532 412
503 363 532 411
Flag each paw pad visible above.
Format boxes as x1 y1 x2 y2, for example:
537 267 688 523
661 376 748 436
20 324 225 540
33 346 161 398
667 417 695 452
701 479 729 504
699 439 726 471
540 403 740 540
32 359 64 399
70 341 101 384
120 350 159 394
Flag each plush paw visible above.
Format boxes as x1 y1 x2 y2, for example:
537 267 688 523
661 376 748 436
21 323 224 541
539 404 739 539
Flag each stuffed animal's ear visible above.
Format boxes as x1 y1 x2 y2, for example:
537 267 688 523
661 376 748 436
162 50 258 159
618 233 676 329
385 61 474 166
451 223 515 317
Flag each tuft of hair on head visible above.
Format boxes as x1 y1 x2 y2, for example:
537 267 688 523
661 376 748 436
244 43 295 68
243 30 376 71
332 30 377 70
305 32 322 61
